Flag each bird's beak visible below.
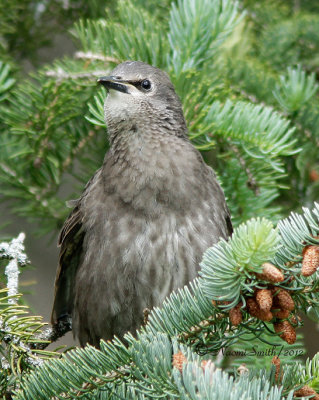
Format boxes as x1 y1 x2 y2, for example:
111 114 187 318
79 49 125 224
97 76 129 94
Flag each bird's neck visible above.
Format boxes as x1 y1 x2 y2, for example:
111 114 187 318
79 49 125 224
107 106 188 145
105 107 189 168
107 121 188 172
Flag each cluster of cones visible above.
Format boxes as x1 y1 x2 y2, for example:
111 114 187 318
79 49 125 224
229 243 319 344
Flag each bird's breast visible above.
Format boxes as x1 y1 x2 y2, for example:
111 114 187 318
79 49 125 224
103 136 205 216
80 200 211 310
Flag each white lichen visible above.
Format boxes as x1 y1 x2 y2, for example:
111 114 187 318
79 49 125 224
1 356 10 370
0 232 28 265
0 233 47 372
1 233 27 304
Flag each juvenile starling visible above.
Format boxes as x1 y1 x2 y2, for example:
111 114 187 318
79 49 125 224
51 61 232 347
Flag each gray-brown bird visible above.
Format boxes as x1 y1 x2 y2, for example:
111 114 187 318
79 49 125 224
51 61 232 347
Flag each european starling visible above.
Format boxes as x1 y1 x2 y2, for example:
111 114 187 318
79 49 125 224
51 61 232 347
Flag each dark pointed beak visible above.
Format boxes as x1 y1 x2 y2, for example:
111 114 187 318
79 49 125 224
97 76 129 94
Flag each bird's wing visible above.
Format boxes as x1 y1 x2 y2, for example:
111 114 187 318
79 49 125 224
203 160 233 238
225 207 233 237
51 203 84 325
51 170 100 325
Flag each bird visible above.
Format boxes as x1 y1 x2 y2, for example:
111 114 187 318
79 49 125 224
51 61 232 347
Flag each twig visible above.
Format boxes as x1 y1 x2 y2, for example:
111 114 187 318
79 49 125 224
75 51 119 64
230 85 261 105
45 52 119 81
143 308 151 326
51 365 131 400
178 314 224 341
62 129 97 170
32 318 72 350
228 141 260 195
45 68 108 81
0 163 60 219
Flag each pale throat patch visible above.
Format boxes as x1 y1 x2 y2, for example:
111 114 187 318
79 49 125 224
107 89 128 103
107 86 143 102
105 88 144 120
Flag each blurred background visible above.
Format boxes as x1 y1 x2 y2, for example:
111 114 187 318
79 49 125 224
1 0 319 353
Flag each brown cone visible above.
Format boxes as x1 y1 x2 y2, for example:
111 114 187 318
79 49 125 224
256 263 284 283
256 289 273 312
246 298 273 321
302 245 319 277
294 385 319 399
274 320 296 344
271 356 281 383
172 351 187 372
272 308 290 319
275 289 295 311
229 303 243 326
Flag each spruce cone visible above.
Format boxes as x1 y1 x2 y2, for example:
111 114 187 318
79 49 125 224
256 289 273 312
274 320 296 344
256 263 284 283
274 289 295 311
302 245 319 277
246 298 273 321
229 302 243 326
271 356 281 383
294 385 319 399
237 364 249 375
172 351 187 372
257 309 273 322
272 308 290 319
246 298 259 317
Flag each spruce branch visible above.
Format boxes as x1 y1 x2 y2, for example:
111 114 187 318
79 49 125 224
0 68 105 231
200 218 281 304
73 1 168 67
225 56 278 106
168 0 242 74
298 353 319 393
205 99 299 158
8 203 319 399
13 332 300 400
0 162 65 227
0 61 15 102
273 65 319 113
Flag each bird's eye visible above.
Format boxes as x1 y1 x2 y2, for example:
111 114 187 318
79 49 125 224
140 79 152 90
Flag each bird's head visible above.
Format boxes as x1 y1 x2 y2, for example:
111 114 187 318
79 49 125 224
98 61 187 142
